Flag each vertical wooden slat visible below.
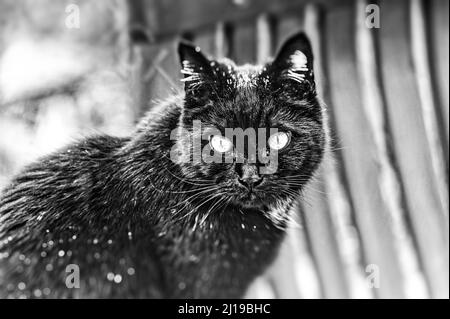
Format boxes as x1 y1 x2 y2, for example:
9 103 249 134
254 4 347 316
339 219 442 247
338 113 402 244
231 20 257 64
143 40 182 112
296 6 352 298
129 45 147 118
378 0 449 298
410 0 449 220
127 0 154 118
256 14 272 65
428 0 450 154
128 0 182 117
266 224 318 298
244 275 276 299
304 2 373 299
266 207 322 299
299 177 350 298
355 0 429 298
195 23 228 58
275 7 305 46
214 23 228 60
325 2 405 298
194 31 216 57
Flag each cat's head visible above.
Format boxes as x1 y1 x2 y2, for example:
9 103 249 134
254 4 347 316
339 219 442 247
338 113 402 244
174 32 326 213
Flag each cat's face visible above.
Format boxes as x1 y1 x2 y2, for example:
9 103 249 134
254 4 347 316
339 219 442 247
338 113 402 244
175 33 326 211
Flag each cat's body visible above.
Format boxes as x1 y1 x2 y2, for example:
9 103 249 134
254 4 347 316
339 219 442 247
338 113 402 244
0 33 326 298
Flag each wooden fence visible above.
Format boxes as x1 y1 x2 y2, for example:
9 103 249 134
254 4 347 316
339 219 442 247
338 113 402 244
126 0 449 298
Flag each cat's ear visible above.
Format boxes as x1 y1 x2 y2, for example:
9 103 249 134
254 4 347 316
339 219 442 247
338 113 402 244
270 32 314 85
178 41 213 92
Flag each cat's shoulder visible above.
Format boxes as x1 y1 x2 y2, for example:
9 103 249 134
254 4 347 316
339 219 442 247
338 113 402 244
0 135 126 216
135 95 183 133
2 135 126 186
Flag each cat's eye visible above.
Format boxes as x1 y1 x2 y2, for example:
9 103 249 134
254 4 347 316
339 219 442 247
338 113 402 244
209 135 233 153
268 132 291 151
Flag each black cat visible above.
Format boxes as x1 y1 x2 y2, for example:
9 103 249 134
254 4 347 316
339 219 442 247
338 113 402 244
0 32 326 298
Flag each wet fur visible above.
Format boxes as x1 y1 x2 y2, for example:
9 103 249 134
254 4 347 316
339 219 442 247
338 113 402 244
0 33 326 298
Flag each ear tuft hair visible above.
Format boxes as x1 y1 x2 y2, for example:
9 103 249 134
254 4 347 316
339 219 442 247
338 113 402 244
178 41 212 88
272 32 314 85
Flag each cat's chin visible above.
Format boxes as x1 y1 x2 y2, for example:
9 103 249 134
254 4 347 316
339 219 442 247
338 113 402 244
232 193 267 209
238 200 265 209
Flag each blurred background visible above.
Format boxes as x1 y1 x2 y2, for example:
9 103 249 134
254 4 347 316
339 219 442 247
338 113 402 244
0 0 448 298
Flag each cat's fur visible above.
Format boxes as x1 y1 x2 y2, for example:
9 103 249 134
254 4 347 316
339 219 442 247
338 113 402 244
0 33 326 298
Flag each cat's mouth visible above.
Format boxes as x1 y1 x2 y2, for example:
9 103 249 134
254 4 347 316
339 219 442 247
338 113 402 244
233 190 266 209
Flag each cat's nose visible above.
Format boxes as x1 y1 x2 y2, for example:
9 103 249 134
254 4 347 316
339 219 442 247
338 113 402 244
238 176 263 189
236 163 263 189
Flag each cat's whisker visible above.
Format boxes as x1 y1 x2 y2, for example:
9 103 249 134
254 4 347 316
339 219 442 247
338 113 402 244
200 196 228 226
193 193 224 213
175 192 224 224
282 182 307 189
284 174 313 179
329 146 348 152
281 179 328 196
147 176 215 195
188 194 224 229
277 188 302 202
159 187 219 221
171 186 220 212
